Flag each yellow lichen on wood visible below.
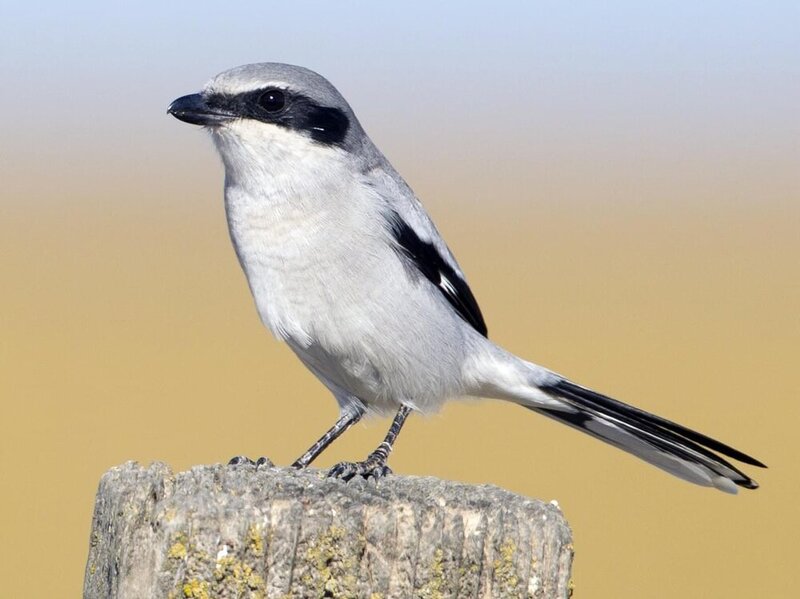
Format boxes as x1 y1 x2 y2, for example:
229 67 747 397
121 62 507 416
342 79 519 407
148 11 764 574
182 579 210 599
168 541 187 560
417 547 446 599
302 525 359 598
493 538 522 598
247 523 264 556
213 554 266 596
167 532 189 560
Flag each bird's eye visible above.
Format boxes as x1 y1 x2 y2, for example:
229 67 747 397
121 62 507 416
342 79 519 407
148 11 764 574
258 89 286 112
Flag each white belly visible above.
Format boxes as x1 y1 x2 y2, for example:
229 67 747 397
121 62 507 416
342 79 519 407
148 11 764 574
215 123 477 412
224 180 475 413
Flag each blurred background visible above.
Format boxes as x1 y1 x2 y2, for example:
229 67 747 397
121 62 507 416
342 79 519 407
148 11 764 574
1 1 798 597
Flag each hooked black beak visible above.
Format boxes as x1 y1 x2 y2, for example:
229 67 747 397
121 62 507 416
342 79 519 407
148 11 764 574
168 93 234 126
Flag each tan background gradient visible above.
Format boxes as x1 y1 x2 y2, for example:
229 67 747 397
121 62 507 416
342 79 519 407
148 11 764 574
2 2 798 597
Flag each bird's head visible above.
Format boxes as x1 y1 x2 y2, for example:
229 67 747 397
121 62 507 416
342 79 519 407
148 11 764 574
168 63 372 177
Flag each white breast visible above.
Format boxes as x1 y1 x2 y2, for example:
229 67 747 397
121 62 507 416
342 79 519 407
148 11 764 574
211 121 477 412
215 122 381 344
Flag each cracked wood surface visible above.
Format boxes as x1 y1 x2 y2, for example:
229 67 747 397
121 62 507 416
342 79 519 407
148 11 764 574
83 462 573 598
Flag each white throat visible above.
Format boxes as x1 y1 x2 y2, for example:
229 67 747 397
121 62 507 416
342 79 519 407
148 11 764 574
209 121 376 343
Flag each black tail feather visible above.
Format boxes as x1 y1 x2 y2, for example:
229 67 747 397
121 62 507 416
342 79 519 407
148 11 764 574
538 379 765 491
546 380 766 467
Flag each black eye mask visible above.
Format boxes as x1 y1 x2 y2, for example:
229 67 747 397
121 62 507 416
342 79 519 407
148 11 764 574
206 88 351 146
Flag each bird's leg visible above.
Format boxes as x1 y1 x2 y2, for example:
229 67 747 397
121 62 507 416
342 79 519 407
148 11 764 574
328 405 412 481
291 406 365 468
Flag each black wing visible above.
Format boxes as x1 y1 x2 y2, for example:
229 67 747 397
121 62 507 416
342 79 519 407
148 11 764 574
387 210 488 337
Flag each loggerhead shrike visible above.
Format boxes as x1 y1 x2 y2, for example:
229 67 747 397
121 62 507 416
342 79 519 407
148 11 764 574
168 63 765 493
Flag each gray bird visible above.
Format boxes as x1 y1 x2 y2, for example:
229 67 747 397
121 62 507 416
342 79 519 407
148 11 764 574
168 63 765 492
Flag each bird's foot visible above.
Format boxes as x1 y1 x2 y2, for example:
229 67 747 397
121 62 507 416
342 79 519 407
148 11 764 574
227 456 273 468
328 451 393 481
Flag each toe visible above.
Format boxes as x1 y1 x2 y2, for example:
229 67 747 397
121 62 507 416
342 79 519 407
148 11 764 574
328 461 356 480
365 463 391 479
327 459 392 481
228 455 255 466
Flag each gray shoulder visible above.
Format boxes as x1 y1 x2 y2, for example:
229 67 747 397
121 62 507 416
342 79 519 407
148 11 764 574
362 159 465 276
360 160 488 337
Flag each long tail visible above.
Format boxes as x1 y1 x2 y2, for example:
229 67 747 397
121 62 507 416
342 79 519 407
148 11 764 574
528 378 766 493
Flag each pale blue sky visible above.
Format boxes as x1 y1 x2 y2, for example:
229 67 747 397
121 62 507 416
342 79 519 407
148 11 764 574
2 1 797 207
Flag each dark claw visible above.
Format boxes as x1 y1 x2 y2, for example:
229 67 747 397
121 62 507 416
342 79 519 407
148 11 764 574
374 464 392 478
327 461 352 480
227 455 255 466
255 456 273 468
327 458 393 481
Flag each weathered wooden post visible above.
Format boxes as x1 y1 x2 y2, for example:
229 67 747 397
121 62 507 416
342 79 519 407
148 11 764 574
84 462 573 598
